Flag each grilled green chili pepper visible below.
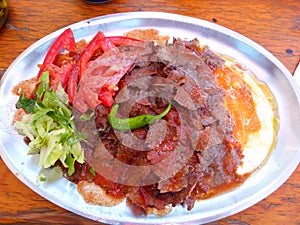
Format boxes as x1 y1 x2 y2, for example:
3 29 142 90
108 103 172 131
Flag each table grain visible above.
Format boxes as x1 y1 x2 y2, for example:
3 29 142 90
0 0 299 224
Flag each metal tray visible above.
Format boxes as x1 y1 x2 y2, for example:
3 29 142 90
0 12 299 224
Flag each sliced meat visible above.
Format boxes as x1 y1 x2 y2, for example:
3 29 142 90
66 37 244 215
145 119 168 149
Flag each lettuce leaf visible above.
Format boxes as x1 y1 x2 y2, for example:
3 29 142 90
15 72 85 176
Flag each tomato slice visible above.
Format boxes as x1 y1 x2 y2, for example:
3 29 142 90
46 59 76 90
67 64 79 103
73 50 137 113
79 33 143 80
37 28 76 79
38 28 143 111
97 62 133 107
98 85 115 107
107 36 143 46
79 31 106 80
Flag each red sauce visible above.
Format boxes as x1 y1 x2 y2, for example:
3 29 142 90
213 64 261 146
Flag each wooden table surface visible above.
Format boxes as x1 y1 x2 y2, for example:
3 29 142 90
0 0 299 224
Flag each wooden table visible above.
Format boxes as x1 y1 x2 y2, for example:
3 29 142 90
0 0 299 224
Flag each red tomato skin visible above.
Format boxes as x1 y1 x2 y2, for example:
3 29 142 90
37 28 76 79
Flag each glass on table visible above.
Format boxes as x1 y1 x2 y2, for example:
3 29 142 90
0 0 8 29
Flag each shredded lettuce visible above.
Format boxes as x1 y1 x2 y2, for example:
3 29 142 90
15 71 86 176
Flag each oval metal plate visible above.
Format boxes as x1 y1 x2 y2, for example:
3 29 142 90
0 12 299 224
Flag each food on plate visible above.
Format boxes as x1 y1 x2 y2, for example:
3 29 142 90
13 28 278 216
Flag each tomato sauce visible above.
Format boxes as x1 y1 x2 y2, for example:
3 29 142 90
213 64 261 146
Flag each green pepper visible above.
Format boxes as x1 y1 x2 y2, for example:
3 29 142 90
108 103 172 131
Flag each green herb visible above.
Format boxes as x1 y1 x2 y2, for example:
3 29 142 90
80 112 94 121
108 103 172 131
39 173 47 182
89 167 96 177
16 94 37 113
